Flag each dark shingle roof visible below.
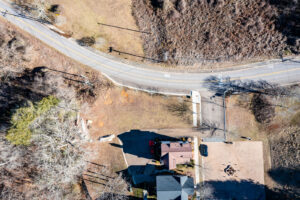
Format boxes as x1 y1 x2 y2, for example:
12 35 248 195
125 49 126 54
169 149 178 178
156 175 194 200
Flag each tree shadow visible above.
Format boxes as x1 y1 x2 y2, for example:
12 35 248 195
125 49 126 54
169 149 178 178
150 0 164 9
117 164 180 198
200 179 266 200
0 68 60 129
1 10 52 24
82 178 106 186
268 167 300 190
117 130 176 160
83 174 109 182
86 169 113 179
203 75 290 97
166 101 192 117
269 1 300 54
118 165 156 186
86 161 106 168
200 179 298 200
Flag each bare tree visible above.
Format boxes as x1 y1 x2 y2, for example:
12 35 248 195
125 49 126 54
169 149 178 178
0 95 88 199
29 98 88 198
13 0 53 23
0 185 25 200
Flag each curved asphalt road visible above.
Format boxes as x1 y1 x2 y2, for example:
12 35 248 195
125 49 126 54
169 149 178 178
1 0 300 95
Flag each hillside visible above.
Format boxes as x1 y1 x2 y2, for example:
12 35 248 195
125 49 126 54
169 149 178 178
132 0 300 66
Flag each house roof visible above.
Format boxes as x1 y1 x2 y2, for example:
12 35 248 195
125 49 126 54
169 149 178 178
161 142 192 153
161 142 193 169
156 175 194 200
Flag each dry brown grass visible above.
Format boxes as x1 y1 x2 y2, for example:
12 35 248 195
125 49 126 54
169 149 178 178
80 87 192 199
47 0 144 60
82 88 193 199
10 0 145 61
83 88 191 168
226 95 260 140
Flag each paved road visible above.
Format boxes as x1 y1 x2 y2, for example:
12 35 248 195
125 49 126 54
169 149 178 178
0 0 300 95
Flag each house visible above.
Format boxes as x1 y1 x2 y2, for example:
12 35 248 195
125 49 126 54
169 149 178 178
156 175 194 200
160 141 193 169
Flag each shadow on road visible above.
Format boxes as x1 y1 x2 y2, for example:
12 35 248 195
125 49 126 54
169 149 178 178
1 10 52 24
203 75 291 97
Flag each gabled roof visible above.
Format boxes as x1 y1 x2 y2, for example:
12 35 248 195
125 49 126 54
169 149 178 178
160 141 193 169
156 175 194 200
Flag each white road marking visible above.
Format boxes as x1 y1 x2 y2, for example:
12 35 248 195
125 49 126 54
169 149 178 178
164 73 171 78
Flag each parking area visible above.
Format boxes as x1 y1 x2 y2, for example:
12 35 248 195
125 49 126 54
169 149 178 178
200 141 265 199
200 92 225 140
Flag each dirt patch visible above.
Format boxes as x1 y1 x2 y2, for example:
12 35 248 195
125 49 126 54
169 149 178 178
132 0 299 66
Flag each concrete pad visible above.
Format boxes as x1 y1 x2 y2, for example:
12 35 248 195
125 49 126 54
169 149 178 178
201 141 264 184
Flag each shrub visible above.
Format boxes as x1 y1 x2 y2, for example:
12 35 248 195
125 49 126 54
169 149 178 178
290 111 300 127
76 36 96 46
250 94 275 124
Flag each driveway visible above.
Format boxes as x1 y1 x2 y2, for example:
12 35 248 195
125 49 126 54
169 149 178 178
200 92 225 141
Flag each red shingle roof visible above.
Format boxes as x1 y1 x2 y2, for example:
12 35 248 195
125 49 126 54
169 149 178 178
161 142 192 153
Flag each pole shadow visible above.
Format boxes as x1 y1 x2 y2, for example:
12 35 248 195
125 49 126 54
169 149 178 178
98 23 150 34
109 47 163 63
